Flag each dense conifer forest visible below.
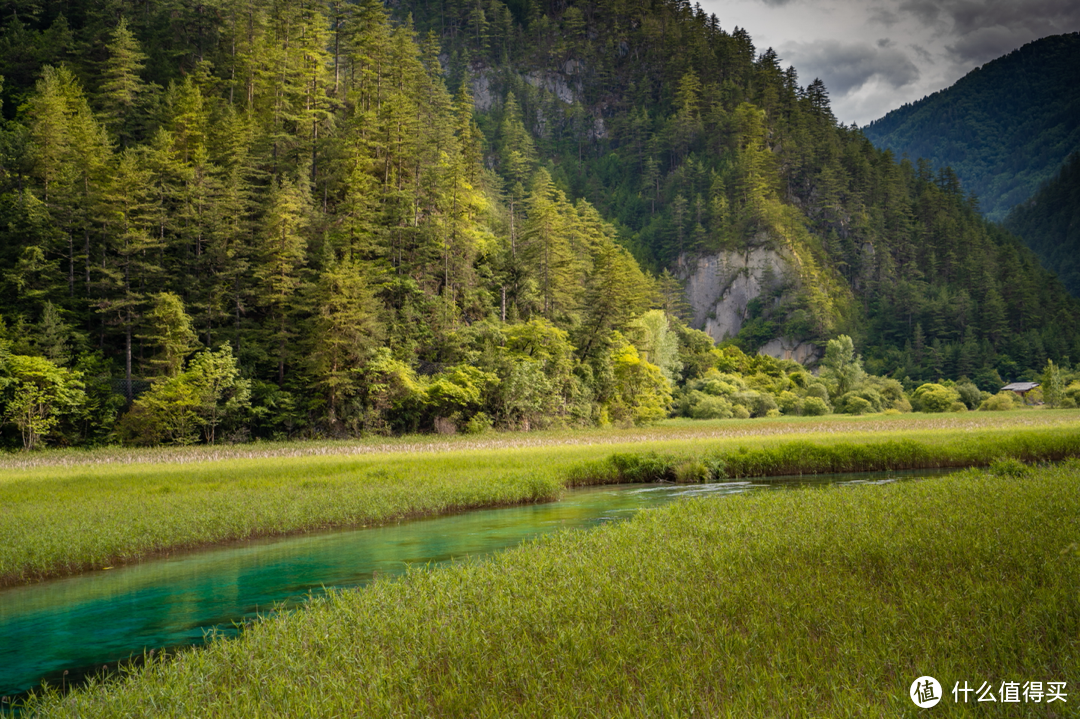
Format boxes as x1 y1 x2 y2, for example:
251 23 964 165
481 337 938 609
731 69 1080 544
1005 152 1080 298
863 32 1080 222
0 0 1077 447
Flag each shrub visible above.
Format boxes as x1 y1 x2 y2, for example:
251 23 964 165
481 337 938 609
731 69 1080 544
805 383 829 401
777 391 800 415
912 383 962 413
732 391 777 418
462 412 493 434
765 408 781 418
988 456 1028 477
835 388 885 414
956 382 983 410
690 396 733 420
949 401 967 412
673 460 710 483
801 397 830 416
731 404 751 419
979 391 1016 411
840 395 873 415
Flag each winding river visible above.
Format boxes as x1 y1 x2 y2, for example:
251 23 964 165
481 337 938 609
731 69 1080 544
0 469 951 699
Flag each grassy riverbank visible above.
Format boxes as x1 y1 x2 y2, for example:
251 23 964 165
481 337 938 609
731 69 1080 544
22 462 1080 717
2 411 1080 587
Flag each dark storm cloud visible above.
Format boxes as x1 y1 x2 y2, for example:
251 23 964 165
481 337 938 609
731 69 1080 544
868 8 901 27
892 0 1080 64
783 40 921 96
896 0 941 26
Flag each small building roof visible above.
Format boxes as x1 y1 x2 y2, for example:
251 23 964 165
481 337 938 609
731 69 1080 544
1001 382 1039 392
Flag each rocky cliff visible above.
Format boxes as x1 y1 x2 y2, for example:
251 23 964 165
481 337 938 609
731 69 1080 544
678 245 822 364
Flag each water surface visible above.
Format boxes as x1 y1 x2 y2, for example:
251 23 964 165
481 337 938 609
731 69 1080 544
0 469 950 699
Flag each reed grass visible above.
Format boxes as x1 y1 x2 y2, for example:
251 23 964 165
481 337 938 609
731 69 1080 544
3 414 1080 588
21 461 1080 717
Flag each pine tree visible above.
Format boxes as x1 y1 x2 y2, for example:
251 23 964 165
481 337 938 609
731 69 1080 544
305 258 384 421
99 18 148 147
253 175 309 383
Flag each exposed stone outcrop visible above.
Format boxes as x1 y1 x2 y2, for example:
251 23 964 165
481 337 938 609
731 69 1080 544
678 244 822 364
758 337 822 365
678 245 789 341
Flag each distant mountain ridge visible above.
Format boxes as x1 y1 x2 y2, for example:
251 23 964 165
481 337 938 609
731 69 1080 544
863 33 1080 222
1004 153 1080 297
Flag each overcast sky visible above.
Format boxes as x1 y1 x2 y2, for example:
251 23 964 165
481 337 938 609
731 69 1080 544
696 0 1080 126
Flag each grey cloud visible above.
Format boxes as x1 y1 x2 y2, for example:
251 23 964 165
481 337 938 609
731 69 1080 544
909 43 933 63
869 8 901 27
781 40 921 96
897 0 942 27
877 37 894 48
945 25 1030 64
945 0 1080 36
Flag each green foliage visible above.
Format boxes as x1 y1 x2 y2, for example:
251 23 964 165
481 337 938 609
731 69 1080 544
118 346 251 445
689 395 733 420
0 0 1076 446
1042 359 1065 409
911 383 963 413
141 293 200 378
979 391 1018 412
607 333 672 425
800 396 831 416
820 335 865 399
0 353 86 450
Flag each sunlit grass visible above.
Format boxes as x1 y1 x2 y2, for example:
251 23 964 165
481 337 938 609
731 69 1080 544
0 408 1071 471
3 413 1080 587
22 461 1080 717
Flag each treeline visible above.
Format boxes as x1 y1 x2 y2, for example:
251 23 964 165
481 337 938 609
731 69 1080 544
0 0 681 447
0 0 1077 448
403 0 1080 383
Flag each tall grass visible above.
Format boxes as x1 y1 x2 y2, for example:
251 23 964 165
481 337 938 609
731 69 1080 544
3 418 1080 588
21 461 1080 717
0 409 1071 472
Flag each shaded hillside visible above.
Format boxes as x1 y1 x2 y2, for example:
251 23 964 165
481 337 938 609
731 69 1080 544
862 33 1080 222
1004 153 1080 297
404 0 1080 380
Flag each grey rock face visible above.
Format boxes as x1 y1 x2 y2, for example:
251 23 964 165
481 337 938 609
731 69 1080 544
758 337 822 365
679 246 790 342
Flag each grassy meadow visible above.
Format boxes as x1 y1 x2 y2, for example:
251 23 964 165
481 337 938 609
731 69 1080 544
3 410 1080 588
20 460 1080 717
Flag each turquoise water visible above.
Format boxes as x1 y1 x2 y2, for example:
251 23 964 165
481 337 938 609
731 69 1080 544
0 470 948 700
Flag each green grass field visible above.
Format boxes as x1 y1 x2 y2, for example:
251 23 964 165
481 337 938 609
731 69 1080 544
21 460 1080 717
3 410 1080 588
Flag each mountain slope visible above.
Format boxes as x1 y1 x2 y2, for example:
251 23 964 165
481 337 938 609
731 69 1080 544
403 0 1080 379
863 33 1080 222
1004 152 1080 297
0 0 1075 449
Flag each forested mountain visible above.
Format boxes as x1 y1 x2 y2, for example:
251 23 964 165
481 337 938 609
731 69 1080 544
0 0 1077 446
401 0 1080 379
1004 153 1080 297
863 33 1080 222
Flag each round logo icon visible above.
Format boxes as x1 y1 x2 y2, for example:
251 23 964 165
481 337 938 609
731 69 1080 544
910 676 942 708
